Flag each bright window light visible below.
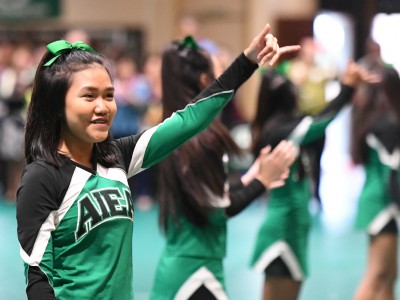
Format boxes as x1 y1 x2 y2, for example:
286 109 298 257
314 14 345 52
371 13 400 72
313 11 354 73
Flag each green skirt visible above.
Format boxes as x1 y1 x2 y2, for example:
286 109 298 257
250 200 311 281
151 255 227 300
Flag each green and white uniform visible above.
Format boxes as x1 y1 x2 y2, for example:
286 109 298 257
151 177 267 300
151 54 265 300
250 84 354 280
355 115 400 234
16 53 257 300
152 209 228 300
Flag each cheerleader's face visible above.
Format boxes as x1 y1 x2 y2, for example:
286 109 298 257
61 64 117 148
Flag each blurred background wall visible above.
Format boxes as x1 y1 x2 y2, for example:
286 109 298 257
1 0 400 157
0 0 319 120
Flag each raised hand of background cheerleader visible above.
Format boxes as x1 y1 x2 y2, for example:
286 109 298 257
243 23 301 67
341 60 382 87
257 140 297 189
241 140 297 189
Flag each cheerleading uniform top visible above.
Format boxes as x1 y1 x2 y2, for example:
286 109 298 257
16 53 258 300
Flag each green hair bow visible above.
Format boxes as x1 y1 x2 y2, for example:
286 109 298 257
180 36 200 51
44 40 97 66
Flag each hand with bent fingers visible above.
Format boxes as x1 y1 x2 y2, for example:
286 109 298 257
243 23 301 67
341 60 382 87
241 140 297 189
256 140 297 189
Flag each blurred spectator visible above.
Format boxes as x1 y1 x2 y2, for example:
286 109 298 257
0 41 14 118
285 37 334 205
0 40 14 197
179 14 246 131
111 55 150 139
0 42 35 201
134 53 164 211
64 29 91 44
141 53 163 129
111 54 156 210
287 37 331 115
178 13 219 55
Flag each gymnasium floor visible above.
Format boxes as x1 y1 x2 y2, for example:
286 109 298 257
2 197 400 300
1 107 400 299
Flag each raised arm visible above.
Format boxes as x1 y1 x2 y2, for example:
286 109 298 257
226 141 296 217
291 61 378 146
121 24 300 177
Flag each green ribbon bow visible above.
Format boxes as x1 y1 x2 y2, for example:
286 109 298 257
44 40 97 66
180 36 200 51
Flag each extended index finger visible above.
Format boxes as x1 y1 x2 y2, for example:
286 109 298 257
269 45 302 66
280 45 301 55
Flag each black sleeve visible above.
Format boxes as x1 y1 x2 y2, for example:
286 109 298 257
112 54 258 176
26 267 56 300
256 84 355 152
225 179 266 217
112 133 143 173
257 119 301 151
16 162 67 299
314 84 354 120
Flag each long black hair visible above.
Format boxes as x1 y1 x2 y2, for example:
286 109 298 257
350 67 396 164
251 69 298 157
25 46 117 167
157 39 240 231
382 67 400 120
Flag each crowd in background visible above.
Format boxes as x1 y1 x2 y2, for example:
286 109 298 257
0 18 388 211
0 18 250 208
0 39 40 202
0 30 163 206
0 26 334 207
